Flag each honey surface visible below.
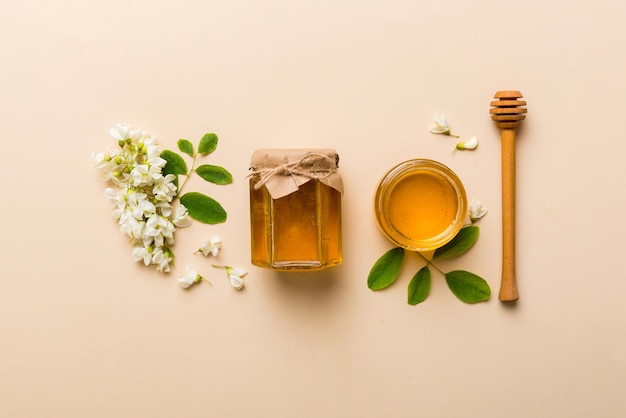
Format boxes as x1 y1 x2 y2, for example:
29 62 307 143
387 170 457 242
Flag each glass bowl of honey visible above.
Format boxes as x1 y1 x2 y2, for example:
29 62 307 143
374 159 468 252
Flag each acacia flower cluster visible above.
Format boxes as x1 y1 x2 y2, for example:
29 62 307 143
93 123 192 272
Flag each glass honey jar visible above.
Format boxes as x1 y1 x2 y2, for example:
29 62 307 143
374 159 468 252
249 149 343 271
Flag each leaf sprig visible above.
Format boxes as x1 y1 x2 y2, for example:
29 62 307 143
161 133 233 224
367 225 491 305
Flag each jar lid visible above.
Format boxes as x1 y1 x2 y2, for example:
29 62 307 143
249 149 343 199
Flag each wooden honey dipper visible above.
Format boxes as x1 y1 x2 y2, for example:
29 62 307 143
490 91 527 302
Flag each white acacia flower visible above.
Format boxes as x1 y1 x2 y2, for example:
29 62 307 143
106 189 133 222
130 164 151 187
145 145 166 169
125 191 155 219
456 136 478 151
152 247 173 273
129 128 146 142
469 199 488 223
173 205 192 228
197 236 222 257
155 200 173 218
94 151 123 182
120 216 145 240
109 123 131 140
91 151 106 165
104 187 122 205
145 215 175 247
153 174 178 202
145 214 168 236
429 113 459 138
133 245 152 266
157 259 171 273
129 154 165 187
177 266 203 289
91 150 119 169
227 267 247 290
213 265 247 290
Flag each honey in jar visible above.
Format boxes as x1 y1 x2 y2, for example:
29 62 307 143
374 159 467 252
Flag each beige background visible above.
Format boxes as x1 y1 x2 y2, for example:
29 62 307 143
2 0 625 417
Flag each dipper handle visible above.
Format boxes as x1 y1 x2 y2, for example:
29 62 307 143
490 91 526 302
500 128 518 302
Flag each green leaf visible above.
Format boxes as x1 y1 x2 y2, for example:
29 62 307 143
408 266 431 305
444 270 491 303
367 247 405 290
198 133 218 155
196 164 233 185
434 226 479 260
177 139 194 158
179 192 227 224
161 150 187 176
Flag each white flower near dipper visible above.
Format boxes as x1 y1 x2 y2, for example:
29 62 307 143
469 199 488 223
456 136 479 151
429 113 459 138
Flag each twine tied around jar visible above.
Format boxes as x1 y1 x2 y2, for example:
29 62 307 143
249 152 337 190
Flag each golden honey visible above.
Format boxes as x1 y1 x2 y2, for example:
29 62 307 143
249 149 343 271
375 159 467 251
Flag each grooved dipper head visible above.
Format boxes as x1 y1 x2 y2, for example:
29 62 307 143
490 91 527 129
